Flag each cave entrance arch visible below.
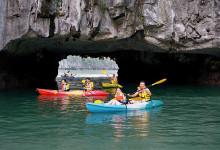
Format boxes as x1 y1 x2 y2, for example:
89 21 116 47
0 38 220 89
56 55 119 90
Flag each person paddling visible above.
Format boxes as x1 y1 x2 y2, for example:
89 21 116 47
115 88 126 101
108 88 129 105
128 81 152 102
61 79 70 91
83 78 94 91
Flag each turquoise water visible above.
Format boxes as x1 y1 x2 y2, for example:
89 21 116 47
0 85 220 150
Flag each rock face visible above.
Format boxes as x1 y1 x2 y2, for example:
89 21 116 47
0 0 219 53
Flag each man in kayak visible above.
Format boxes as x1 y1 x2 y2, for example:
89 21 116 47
110 74 118 84
128 81 152 101
84 78 94 91
61 79 70 91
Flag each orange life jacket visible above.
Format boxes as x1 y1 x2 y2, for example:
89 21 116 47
115 93 124 100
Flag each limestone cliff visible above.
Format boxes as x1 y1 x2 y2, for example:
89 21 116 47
0 0 219 53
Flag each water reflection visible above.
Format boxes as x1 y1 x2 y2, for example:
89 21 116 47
86 110 148 124
38 95 70 101
37 95 108 111
86 108 162 140
37 95 74 111
37 94 163 141
86 108 162 124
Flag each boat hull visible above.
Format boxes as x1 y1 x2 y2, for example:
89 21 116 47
86 100 163 113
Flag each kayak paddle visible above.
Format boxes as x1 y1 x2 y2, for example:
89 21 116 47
148 78 167 87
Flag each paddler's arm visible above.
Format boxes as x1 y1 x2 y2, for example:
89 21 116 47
127 91 139 97
145 88 152 96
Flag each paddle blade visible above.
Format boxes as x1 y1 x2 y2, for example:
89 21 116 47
101 69 107 75
151 78 167 86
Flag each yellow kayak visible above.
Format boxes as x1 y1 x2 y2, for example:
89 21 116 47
101 82 123 88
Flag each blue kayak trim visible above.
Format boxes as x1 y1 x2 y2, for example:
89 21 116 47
86 100 163 113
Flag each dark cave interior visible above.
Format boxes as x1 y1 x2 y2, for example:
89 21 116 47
0 48 220 90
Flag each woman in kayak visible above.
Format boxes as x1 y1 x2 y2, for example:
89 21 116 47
128 81 152 101
110 74 118 84
108 88 128 105
84 78 94 91
61 79 70 91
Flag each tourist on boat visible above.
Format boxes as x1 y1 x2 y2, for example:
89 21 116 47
61 79 70 91
84 78 94 91
128 81 152 101
61 79 66 91
110 74 118 84
108 88 128 105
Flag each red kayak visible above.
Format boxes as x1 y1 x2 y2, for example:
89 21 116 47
36 88 109 96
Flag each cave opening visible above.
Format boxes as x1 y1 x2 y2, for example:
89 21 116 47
56 55 119 90
57 55 119 78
